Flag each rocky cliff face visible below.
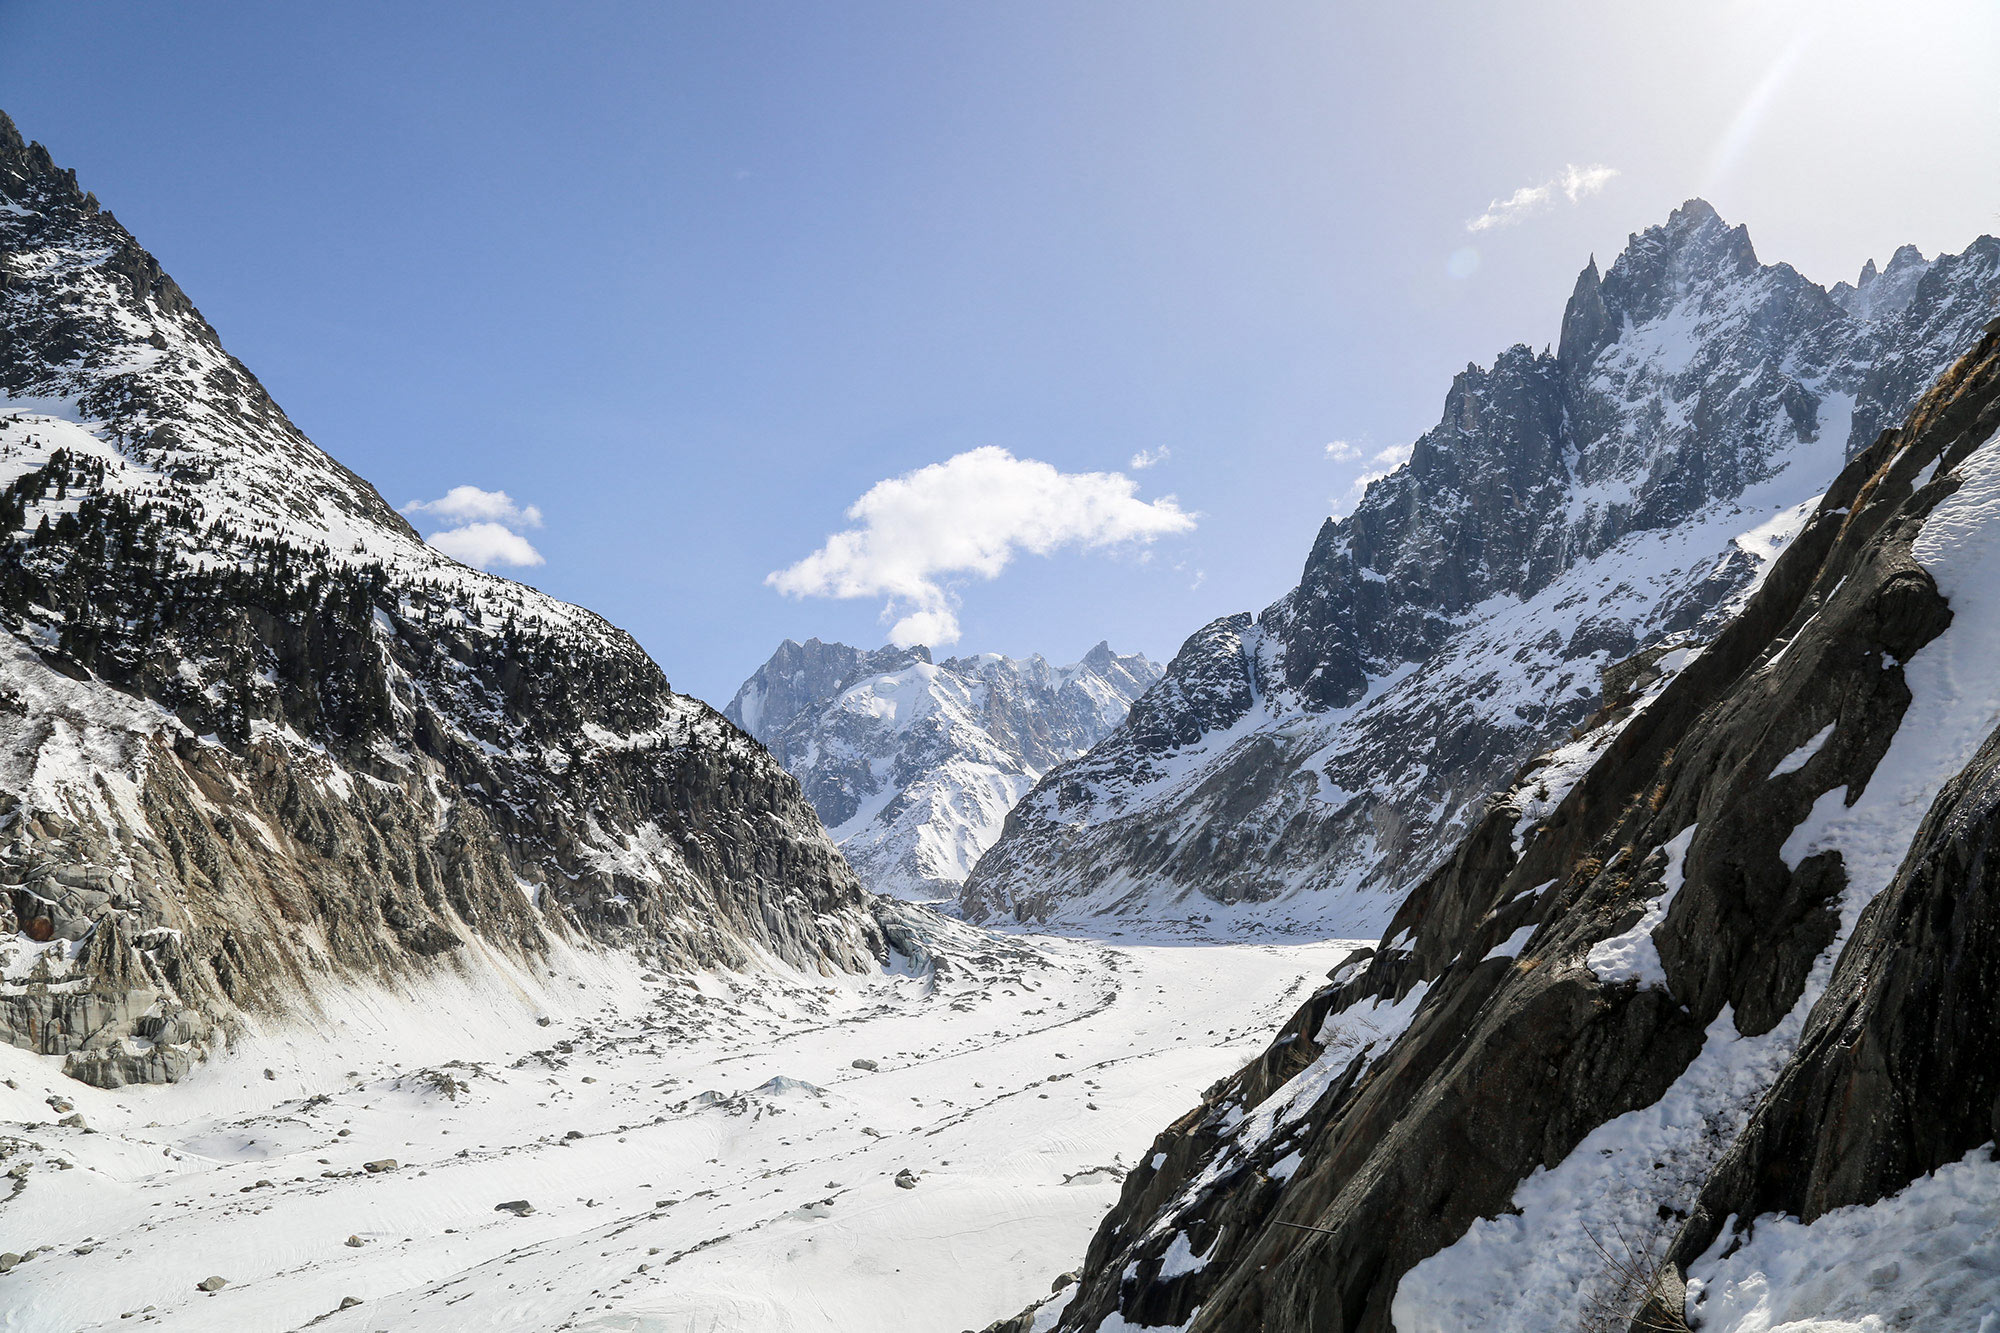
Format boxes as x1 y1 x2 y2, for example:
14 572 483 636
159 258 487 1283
1028 324 2000 1332
726 638 1159 899
963 202 2000 934
0 110 900 1088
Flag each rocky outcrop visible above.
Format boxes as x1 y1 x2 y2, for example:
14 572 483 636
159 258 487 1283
964 202 2000 933
726 638 1160 899
0 109 897 1085
1034 323 2000 1331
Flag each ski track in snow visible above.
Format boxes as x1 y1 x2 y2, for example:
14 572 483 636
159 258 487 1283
0 930 1356 1332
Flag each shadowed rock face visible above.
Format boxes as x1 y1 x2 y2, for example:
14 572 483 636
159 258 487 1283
727 637 1160 900
0 110 896 1086
1032 327 2000 1331
964 202 2000 933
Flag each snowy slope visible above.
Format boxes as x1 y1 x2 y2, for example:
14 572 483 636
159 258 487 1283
0 922 1354 1332
728 640 1161 900
0 109 902 1091
1031 323 2000 1333
965 201 2000 936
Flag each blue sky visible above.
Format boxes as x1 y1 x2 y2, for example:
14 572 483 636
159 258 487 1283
3 1 1996 706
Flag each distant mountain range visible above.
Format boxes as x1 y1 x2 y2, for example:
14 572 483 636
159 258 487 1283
726 639 1160 900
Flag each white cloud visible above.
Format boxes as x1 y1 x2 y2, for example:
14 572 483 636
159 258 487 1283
1559 162 1619 203
880 607 959 647
402 485 544 530
1467 182 1555 233
1466 163 1618 232
1324 440 1361 462
425 522 546 570
1129 446 1171 470
1330 443 1415 518
769 446 1195 647
403 485 546 568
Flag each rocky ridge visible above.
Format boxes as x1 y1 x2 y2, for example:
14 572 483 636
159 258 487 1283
726 638 1159 899
963 201 2000 935
0 110 908 1087
1025 321 2000 1331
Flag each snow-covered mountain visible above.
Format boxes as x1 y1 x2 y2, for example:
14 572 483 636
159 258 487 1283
0 110 911 1088
1022 316 2000 1333
963 200 2000 935
726 639 1160 899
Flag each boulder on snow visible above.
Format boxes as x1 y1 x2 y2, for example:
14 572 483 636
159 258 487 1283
196 1276 227 1292
361 1159 396 1173
894 1168 918 1190
850 1058 879 1071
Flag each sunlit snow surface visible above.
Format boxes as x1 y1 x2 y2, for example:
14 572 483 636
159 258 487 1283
1685 1147 2000 1332
0 930 1355 1332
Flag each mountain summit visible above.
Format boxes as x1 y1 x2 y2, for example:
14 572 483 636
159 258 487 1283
1032 311 2000 1333
963 199 2000 934
0 109 905 1086
727 638 1160 899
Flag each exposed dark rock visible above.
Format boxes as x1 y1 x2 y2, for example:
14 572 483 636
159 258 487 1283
1036 324 2000 1330
0 108 911 1086
965 204 2000 931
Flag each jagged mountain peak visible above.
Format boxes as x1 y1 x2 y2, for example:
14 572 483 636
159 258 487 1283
730 637 1160 899
1616 196 1760 284
963 198 1998 930
0 113 421 548
1557 253 1613 366
1035 323 2000 1333
0 110 904 1088
724 637 932 739
1833 240 1938 324
1562 199 1779 367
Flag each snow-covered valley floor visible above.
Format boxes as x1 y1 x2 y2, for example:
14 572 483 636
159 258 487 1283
0 930 1355 1332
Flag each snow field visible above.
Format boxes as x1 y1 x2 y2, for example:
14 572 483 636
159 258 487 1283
0 929 1354 1332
